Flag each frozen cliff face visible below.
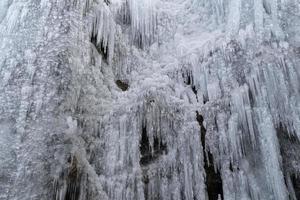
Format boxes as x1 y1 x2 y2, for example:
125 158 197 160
0 0 300 200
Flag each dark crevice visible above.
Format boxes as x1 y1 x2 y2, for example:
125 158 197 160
192 85 198 102
248 89 255 107
140 126 167 166
203 96 209 104
90 31 109 62
183 73 199 101
184 73 192 86
65 157 81 200
196 113 205 147
196 111 223 200
140 124 167 200
229 163 234 172
117 1 131 25
277 124 300 200
115 80 129 91
121 13 131 25
54 156 81 200
142 173 150 200
104 0 110 5
291 174 300 199
134 33 144 49
192 86 197 96
140 126 151 165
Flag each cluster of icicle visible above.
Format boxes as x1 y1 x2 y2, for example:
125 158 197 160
86 0 117 64
1 0 298 199
51 0 162 199
65 86 207 200
71 0 157 63
176 2 300 199
94 94 206 200
117 0 157 48
114 1 299 200
53 0 300 200
178 33 300 200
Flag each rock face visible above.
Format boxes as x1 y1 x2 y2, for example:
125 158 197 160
0 0 300 200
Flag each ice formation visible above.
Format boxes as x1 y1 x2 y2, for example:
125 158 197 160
0 0 300 200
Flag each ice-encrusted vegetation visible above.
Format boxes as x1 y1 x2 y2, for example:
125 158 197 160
0 0 300 200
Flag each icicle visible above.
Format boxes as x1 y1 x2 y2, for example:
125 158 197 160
269 0 284 39
253 0 264 41
1 2 23 34
0 0 12 23
226 0 241 37
90 2 116 64
257 108 288 200
231 85 256 147
119 0 157 48
219 113 244 162
212 0 226 24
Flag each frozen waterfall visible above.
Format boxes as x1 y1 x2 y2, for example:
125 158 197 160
0 0 300 200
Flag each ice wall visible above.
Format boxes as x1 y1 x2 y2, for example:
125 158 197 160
0 0 299 200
